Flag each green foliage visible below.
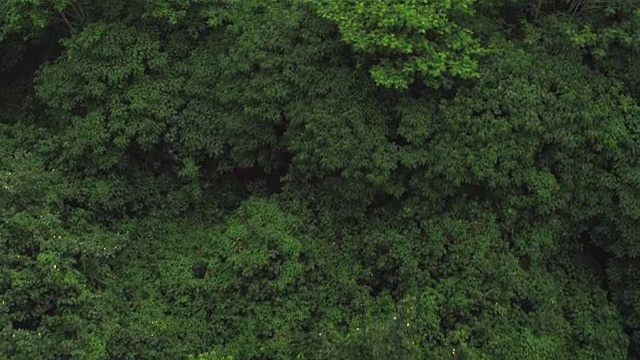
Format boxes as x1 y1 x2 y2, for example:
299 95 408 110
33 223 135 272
189 351 234 360
32 0 351 219
0 123 121 359
0 0 75 38
3 0 640 358
306 0 485 88
33 20 213 220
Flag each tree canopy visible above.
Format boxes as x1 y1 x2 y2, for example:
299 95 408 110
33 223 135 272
2 0 640 358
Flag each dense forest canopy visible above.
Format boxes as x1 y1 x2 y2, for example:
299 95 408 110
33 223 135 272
2 0 640 358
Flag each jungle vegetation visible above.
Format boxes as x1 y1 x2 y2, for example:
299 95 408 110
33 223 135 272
2 0 640 358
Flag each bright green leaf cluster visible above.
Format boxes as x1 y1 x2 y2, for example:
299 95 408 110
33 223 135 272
306 0 484 88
